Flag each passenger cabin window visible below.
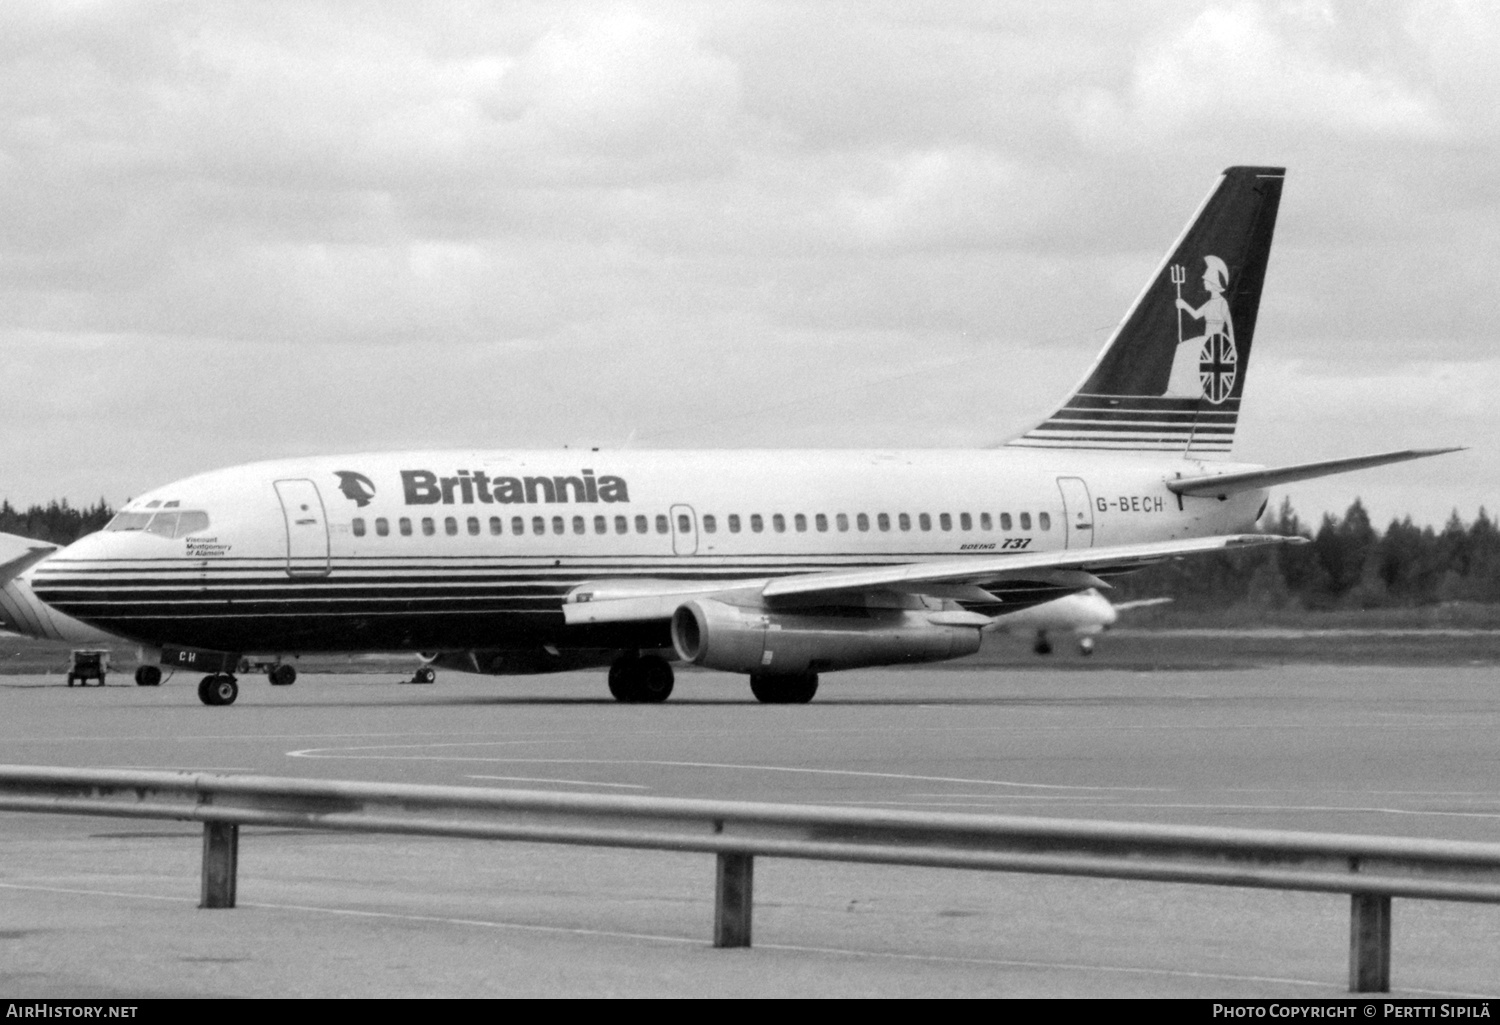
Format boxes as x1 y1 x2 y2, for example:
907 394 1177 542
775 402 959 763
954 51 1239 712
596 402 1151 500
468 517 480 536
703 515 717 533
654 514 668 534
815 514 828 532
1000 513 1013 531
939 513 952 531
960 513 972 530
877 513 890 532
980 513 992 530
772 514 785 533
553 516 565 535
750 514 764 533
573 516 585 535
532 516 546 535
837 513 849 532
422 518 435 536
400 517 413 536
615 516 628 534
445 517 458 536
513 516 525 535
677 513 691 534
594 515 607 534
1039 512 1051 531
857 513 870 531
728 514 741 533
1020 512 1032 530
919 513 932 531
377 518 390 537
635 515 648 534
352 518 366 537
899 513 911 531
490 517 503 536
795 514 807 532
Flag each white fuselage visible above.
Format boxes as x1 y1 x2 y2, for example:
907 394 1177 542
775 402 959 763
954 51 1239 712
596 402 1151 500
14 448 1265 656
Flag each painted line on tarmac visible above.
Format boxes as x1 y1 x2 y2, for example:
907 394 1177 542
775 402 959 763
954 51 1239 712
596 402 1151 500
466 774 649 790
285 750 1174 793
11 880 1481 996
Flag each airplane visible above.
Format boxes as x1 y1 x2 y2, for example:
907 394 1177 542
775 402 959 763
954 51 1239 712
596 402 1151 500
991 588 1172 655
0 166 1458 706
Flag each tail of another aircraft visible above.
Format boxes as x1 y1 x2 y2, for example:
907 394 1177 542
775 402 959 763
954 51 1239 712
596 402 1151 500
1008 165 1284 455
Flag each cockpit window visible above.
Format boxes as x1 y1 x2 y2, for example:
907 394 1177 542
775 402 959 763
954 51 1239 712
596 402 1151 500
106 510 210 538
145 511 179 537
105 512 153 532
175 511 210 536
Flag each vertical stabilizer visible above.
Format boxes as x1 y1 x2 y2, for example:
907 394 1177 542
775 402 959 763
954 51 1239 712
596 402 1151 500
1008 166 1284 454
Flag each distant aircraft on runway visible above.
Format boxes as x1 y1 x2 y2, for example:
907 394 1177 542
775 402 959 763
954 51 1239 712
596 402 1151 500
992 589 1172 656
0 167 1459 706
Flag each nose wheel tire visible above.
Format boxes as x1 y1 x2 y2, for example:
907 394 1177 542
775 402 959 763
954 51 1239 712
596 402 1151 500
607 654 674 703
268 664 297 686
198 674 239 706
134 666 162 686
749 672 818 704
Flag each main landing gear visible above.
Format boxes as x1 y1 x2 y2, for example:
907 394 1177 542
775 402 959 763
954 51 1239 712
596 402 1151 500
749 672 818 704
197 674 238 706
608 654 674 703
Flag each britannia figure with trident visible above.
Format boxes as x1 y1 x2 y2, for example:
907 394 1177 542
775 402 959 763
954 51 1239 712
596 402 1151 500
1164 254 1236 402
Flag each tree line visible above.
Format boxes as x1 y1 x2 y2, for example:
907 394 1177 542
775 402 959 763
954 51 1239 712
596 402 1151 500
4 494 1499 610
1114 498 1500 610
0 499 114 546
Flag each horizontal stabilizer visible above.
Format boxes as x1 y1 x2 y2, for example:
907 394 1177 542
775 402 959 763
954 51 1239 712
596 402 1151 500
1166 448 1463 499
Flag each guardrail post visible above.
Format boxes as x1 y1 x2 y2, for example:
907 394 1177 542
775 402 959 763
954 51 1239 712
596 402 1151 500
200 821 238 909
1348 893 1390 992
714 851 753 948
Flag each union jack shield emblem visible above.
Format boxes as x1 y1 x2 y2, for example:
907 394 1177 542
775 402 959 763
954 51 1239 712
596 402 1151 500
1198 332 1237 404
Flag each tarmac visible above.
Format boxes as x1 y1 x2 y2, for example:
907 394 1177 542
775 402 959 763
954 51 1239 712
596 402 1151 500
2 661 1499 998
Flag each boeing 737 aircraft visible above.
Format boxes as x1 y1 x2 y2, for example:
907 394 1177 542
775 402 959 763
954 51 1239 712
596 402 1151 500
992 589 1173 655
0 167 1456 705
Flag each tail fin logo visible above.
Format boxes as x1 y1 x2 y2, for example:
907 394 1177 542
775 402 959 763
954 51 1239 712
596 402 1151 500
1167 255 1237 404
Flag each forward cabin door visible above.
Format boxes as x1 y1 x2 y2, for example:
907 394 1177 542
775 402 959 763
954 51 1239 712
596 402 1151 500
670 504 699 555
274 479 331 577
1056 477 1095 549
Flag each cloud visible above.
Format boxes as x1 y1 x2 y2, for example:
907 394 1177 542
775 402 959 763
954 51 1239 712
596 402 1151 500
1066 2 1447 148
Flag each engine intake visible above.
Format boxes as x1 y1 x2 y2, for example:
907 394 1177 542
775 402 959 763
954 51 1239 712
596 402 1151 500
671 598 982 675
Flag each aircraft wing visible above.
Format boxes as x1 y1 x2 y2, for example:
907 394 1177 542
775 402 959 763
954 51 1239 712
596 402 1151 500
1166 448 1462 499
0 532 57 584
563 533 1298 625
1111 597 1175 613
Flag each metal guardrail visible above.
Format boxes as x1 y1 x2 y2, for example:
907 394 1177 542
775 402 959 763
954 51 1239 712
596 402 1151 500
3 765 1500 994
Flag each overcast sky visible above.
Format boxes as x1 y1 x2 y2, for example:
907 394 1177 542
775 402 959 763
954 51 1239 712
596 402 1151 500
3 1 1495 530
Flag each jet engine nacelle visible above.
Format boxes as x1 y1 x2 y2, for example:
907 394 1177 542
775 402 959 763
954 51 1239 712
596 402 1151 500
670 598 982 675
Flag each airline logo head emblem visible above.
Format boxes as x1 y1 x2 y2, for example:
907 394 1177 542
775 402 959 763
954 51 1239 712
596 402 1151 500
334 471 377 507
1165 255 1236 404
